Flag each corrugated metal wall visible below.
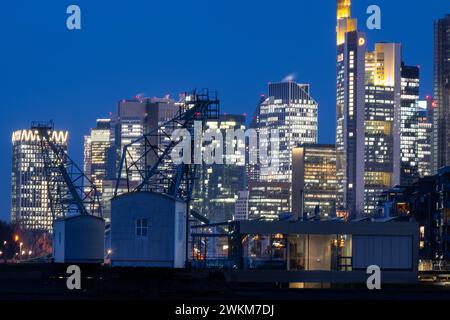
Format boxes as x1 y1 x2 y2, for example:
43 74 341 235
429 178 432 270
353 235 412 270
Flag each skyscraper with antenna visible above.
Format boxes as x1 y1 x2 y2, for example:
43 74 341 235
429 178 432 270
335 0 366 217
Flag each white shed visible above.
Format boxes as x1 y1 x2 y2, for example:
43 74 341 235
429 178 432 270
53 215 105 263
110 192 187 268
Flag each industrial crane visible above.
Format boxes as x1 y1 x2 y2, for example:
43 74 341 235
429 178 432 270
114 89 219 202
112 90 219 265
32 121 102 224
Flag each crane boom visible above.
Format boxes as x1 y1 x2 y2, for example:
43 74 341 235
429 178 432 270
32 121 102 221
114 89 219 201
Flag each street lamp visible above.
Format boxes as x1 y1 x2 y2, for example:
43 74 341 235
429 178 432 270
2 241 6 262
18 242 24 261
14 235 19 242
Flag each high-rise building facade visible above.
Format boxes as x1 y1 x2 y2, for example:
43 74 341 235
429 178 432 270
234 191 249 221
400 64 420 185
258 81 318 183
248 181 291 221
11 127 68 231
84 119 115 222
246 95 266 184
336 0 366 217
433 15 450 173
113 96 179 190
114 98 147 184
192 114 246 223
417 100 433 178
246 81 318 220
364 43 402 215
291 144 338 219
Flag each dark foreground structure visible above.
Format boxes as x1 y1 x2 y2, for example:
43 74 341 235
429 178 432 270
192 220 419 285
1 263 450 301
378 166 450 266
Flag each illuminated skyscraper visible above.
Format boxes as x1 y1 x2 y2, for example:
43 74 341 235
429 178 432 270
336 0 366 217
246 95 266 184
417 99 433 178
234 191 249 221
433 15 450 173
246 81 318 220
292 144 338 219
248 181 291 221
114 98 147 184
364 43 402 215
11 127 69 231
114 96 179 189
258 81 318 183
84 119 115 222
336 0 357 47
400 64 420 185
192 114 246 222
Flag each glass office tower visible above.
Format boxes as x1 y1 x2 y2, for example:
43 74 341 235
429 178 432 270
11 128 68 231
400 64 420 185
291 144 338 219
433 15 450 173
336 0 366 217
258 81 318 183
364 43 402 215
84 119 115 222
417 100 433 178
247 81 318 220
192 114 246 223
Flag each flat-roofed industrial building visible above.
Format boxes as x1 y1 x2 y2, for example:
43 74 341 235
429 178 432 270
192 219 419 285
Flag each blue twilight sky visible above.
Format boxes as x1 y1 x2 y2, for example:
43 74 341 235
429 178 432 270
0 1 448 221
